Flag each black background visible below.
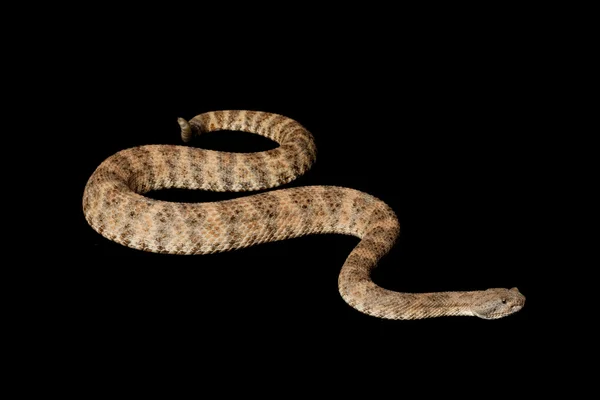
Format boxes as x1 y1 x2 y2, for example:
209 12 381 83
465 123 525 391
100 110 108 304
49 9 549 380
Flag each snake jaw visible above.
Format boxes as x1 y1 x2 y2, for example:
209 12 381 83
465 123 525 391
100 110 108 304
471 288 526 320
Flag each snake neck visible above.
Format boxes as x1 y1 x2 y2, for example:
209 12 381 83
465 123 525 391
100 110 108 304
336 230 480 320
339 281 478 320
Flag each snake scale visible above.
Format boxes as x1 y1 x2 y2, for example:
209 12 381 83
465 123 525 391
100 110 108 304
83 110 525 320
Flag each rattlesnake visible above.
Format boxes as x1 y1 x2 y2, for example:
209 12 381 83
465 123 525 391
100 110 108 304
83 110 525 320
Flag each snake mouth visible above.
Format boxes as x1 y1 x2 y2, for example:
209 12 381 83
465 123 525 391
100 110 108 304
473 303 524 320
474 311 511 320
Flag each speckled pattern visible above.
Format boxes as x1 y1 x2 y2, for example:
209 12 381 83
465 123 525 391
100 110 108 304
83 110 525 319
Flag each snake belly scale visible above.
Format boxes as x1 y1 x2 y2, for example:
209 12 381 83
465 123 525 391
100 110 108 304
83 110 525 320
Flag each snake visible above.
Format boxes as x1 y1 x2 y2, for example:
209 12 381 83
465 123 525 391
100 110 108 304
82 110 525 320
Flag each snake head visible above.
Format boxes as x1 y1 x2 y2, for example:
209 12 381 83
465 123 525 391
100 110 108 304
471 287 525 319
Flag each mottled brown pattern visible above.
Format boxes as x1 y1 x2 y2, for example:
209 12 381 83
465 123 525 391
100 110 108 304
83 110 525 320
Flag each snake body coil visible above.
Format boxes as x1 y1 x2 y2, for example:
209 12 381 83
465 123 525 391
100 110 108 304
83 110 525 320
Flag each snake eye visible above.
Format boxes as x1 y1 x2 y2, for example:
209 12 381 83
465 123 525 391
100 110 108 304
501 298 507 304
